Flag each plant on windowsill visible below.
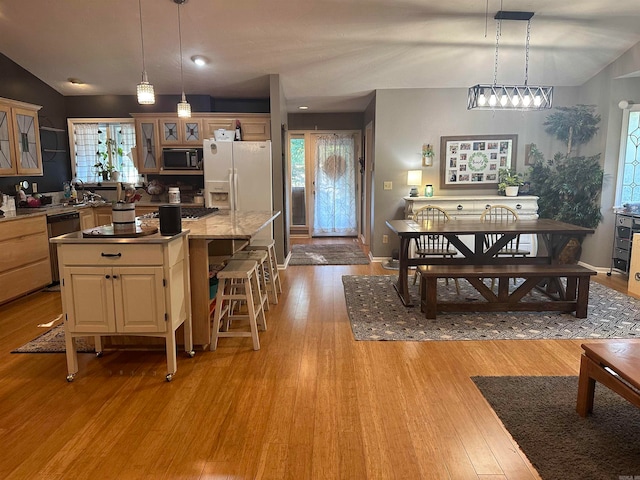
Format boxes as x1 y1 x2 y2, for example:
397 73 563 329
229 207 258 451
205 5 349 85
497 168 523 196
94 138 124 181
527 104 605 262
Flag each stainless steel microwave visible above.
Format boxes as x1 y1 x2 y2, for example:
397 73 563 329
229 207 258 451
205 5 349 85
162 148 203 170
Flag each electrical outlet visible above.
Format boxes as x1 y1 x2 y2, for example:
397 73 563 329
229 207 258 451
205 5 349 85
382 234 389 244
32 183 37 193
383 181 392 190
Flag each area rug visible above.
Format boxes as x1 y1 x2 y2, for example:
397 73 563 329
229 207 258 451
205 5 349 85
342 275 640 341
472 376 640 480
289 244 370 265
12 325 94 353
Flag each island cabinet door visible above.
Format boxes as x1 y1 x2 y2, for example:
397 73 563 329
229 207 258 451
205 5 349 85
64 267 116 334
112 266 166 334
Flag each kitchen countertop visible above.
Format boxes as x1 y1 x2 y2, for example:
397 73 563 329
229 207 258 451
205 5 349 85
0 201 204 223
47 209 280 242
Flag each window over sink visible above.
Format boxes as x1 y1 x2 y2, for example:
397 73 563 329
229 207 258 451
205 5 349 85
67 118 138 185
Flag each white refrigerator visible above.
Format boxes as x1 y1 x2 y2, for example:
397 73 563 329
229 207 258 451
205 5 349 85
203 139 273 239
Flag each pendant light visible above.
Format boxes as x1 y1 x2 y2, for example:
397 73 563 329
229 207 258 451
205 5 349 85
467 11 553 111
175 0 191 118
136 0 155 105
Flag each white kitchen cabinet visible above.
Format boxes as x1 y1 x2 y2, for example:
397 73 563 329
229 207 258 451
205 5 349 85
403 194 539 255
55 233 193 382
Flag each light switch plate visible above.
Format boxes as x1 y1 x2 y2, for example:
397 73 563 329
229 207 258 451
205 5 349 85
383 181 392 190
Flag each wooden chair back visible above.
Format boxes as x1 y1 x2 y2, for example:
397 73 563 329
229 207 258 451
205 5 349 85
480 204 527 255
411 206 452 255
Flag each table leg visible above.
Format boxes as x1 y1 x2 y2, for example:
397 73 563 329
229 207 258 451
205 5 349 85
393 236 413 306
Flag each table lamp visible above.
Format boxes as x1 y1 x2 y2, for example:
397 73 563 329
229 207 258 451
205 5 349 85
407 170 422 197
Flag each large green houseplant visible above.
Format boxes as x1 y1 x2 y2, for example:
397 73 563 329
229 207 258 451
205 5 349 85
528 105 605 261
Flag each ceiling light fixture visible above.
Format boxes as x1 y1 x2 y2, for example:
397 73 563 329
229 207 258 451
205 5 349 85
136 0 155 105
68 78 84 85
298 106 309 110
175 0 191 118
468 11 553 111
191 55 208 67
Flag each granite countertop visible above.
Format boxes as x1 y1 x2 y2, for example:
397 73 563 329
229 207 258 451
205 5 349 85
50 228 190 244
184 210 280 240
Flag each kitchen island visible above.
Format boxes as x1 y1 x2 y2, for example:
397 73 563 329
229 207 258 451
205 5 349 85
184 209 281 346
51 229 193 381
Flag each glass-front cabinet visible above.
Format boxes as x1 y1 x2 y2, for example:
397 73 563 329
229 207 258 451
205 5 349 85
135 119 160 173
159 118 202 146
0 97 42 176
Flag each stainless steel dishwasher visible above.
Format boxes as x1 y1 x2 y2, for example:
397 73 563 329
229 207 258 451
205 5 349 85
47 211 81 283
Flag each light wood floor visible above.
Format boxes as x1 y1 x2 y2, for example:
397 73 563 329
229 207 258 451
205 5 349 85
0 238 633 479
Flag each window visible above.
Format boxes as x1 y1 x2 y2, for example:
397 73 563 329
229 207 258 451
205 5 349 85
290 135 306 226
68 118 138 184
617 107 640 205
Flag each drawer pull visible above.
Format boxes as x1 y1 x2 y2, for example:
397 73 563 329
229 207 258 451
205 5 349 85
516 204 522 209
635 273 640 282
457 205 463 211
101 252 122 258
485 204 491 209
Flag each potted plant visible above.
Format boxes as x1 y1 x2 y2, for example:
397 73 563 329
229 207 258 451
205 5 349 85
498 168 523 196
94 138 124 181
527 104 604 262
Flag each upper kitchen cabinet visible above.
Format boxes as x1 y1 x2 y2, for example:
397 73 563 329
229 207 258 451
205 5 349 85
134 118 160 174
202 114 271 141
0 97 43 176
159 118 202 146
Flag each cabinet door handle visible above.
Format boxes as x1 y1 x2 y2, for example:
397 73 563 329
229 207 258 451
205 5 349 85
485 204 491 209
112 274 119 279
457 205 463 210
516 204 522 209
105 275 111 279
101 252 122 258
635 272 640 282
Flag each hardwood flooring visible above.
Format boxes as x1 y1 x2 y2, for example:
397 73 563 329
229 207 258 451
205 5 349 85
0 238 632 479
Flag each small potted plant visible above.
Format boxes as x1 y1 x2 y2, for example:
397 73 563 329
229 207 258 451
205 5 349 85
498 168 523 196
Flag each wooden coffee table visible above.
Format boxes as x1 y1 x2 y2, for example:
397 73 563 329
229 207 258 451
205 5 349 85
576 341 640 416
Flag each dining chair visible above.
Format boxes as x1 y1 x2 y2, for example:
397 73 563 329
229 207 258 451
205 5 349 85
480 204 530 288
411 205 460 294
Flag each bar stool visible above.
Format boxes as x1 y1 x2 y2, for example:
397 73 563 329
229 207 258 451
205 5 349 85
244 239 282 304
210 259 267 351
230 249 270 311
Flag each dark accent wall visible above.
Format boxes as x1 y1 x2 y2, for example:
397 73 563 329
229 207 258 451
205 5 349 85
0 53 69 195
288 112 365 131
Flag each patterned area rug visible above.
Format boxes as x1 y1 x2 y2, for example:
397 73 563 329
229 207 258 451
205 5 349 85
12 325 95 353
342 275 640 341
473 376 640 480
289 244 370 265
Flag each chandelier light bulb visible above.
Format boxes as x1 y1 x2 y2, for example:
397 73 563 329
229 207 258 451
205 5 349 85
489 94 497 106
523 94 531 107
478 93 487 106
500 93 508 106
534 95 542 107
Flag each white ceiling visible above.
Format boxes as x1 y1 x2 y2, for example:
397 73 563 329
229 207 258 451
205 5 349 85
1 0 640 112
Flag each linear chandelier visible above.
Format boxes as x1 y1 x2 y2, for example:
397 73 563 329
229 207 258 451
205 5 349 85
468 11 553 111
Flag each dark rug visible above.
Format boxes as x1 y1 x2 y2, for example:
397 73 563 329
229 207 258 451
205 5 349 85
472 376 640 480
12 325 95 353
289 244 369 265
342 275 640 341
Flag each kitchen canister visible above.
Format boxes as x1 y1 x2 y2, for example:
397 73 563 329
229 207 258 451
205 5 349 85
112 202 136 231
159 205 182 235
168 187 181 204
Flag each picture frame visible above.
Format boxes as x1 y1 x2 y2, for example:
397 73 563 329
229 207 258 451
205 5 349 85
439 134 518 189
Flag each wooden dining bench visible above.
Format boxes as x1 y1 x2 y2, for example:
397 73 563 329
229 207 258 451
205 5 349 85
418 264 596 319
576 342 640 416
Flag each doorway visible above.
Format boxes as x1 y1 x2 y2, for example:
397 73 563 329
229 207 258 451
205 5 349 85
287 130 361 238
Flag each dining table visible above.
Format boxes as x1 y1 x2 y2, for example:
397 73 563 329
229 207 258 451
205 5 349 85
385 218 595 307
